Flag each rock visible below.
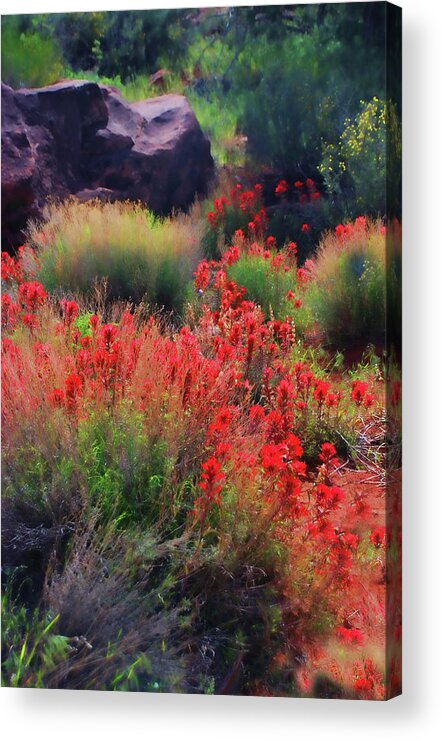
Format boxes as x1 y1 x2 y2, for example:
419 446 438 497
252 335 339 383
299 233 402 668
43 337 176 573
1 80 214 248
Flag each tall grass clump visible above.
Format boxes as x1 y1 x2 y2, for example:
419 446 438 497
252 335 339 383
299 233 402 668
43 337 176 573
29 199 205 313
304 218 400 345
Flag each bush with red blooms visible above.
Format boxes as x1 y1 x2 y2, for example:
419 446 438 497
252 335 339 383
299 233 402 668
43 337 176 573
204 182 268 258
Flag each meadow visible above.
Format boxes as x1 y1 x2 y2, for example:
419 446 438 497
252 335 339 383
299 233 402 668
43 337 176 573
1 4 402 697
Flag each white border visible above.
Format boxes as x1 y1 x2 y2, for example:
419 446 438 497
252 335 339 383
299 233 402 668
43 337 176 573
1 1 441 738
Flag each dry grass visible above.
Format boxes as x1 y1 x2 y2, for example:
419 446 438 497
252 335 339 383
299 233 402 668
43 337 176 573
28 199 206 313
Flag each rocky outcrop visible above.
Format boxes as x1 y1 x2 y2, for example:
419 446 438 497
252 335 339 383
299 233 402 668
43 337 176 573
1 80 214 248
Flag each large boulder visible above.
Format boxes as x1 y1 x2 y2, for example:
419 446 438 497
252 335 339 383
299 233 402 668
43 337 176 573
1 80 214 248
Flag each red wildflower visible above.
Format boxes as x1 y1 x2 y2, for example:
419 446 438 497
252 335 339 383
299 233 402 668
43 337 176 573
18 281 47 312
60 299 79 326
296 267 309 283
89 314 100 333
355 216 367 229
354 678 372 694
341 532 359 550
266 236 276 249
335 224 347 240
223 245 240 266
294 180 304 188
313 380 330 404
260 443 286 476
246 332 256 363
301 223 310 233
315 483 344 509
207 211 217 228
319 442 337 464
22 313 38 331
209 407 234 437
270 253 284 271
48 388 65 408
299 371 314 389
2 295 20 329
325 392 340 408
2 251 22 283
351 380 368 405
100 324 118 351
369 527 386 549
198 457 225 505
285 433 303 459
65 373 83 413
336 626 364 646
194 260 210 292
275 179 289 195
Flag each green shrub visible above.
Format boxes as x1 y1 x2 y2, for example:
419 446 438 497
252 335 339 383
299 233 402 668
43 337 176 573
227 254 295 321
238 35 325 173
30 199 204 313
78 408 177 527
1 23 65 89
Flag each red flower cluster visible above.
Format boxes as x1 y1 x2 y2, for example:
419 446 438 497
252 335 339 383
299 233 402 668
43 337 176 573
335 216 368 241
207 183 267 240
336 626 364 646
2 250 23 283
369 527 386 549
198 457 225 505
18 281 47 312
275 178 321 204
353 659 384 698
275 179 289 195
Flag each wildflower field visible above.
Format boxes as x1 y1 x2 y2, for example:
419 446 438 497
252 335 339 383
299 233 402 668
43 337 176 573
1 4 401 698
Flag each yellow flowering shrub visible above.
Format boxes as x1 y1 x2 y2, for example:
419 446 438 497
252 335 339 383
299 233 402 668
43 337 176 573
320 98 401 218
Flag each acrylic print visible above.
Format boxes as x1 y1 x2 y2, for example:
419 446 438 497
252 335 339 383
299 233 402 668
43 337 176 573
1 2 402 698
